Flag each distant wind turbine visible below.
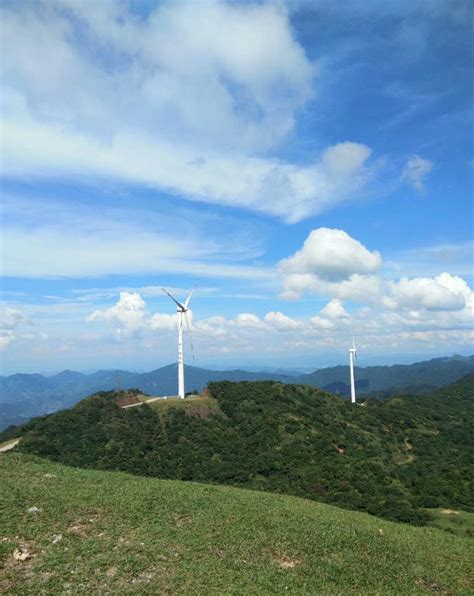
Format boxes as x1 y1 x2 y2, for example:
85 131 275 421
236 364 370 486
349 338 357 405
162 286 195 399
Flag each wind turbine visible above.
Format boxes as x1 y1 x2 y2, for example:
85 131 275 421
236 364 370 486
162 286 195 399
349 338 357 405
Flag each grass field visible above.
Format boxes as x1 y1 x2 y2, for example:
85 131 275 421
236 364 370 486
427 508 474 538
145 395 223 418
1 453 473 594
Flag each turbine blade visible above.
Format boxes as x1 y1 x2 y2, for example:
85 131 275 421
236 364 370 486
162 288 185 310
184 285 196 309
183 311 195 360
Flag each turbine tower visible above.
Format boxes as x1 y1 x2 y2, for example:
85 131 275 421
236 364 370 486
162 286 195 399
349 338 357 405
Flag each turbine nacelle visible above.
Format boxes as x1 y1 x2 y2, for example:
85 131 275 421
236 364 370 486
349 338 357 359
162 287 193 313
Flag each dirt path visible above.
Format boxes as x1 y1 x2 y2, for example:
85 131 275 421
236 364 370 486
122 396 166 409
0 439 20 453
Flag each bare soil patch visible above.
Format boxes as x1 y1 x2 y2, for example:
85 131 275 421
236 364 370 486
270 551 302 569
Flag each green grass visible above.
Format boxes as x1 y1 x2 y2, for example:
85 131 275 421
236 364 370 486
427 508 474 538
1 454 473 594
145 395 223 417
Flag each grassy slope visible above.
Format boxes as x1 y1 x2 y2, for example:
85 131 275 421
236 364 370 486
427 509 474 538
145 395 223 417
1 454 473 595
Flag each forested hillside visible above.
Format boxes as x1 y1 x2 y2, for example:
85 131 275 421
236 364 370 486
4 375 473 526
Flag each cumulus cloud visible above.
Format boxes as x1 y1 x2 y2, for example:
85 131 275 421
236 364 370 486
234 313 262 327
149 313 179 331
279 228 382 281
277 231 473 347
5 273 471 365
193 304 473 353
309 315 334 330
401 155 433 192
279 228 382 300
280 272 382 302
320 298 349 318
0 306 29 351
385 272 473 312
1 307 27 330
0 0 374 222
88 292 147 334
0 331 15 351
264 311 301 330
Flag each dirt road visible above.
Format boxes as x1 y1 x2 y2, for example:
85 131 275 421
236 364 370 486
0 439 20 452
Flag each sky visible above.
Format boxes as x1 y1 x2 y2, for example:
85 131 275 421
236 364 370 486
0 0 473 374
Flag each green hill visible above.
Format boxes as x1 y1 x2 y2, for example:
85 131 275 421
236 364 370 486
3 376 473 526
0 453 472 594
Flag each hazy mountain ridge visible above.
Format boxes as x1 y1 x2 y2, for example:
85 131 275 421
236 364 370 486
1 355 473 430
299 355 474 392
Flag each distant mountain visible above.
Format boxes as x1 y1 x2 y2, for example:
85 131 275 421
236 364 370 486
298 355 474 393
0 365 292 429
1 355 473 430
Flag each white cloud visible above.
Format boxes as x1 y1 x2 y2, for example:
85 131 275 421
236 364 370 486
401 155 433 192
0 307 28 330
277 231 474 321
0 196 272 279
386 273 473 312
88 292 146 334
264 311 301 330
0 306 29 351
281 272 382 302
234 313 262 327
5 277 473 366
149 313 178 331
279 228 382 300
1 114 372 222
279 228 382 281
320 298 349 318
309 315 334 330
0 1 374 222
0 331 15 351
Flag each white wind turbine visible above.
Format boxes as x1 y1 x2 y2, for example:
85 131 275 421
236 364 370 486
349 338 357 405
162 286 195 399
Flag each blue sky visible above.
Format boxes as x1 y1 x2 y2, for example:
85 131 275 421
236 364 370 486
0 0 472 374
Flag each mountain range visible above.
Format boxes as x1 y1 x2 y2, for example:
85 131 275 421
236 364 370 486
1 354 473 430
